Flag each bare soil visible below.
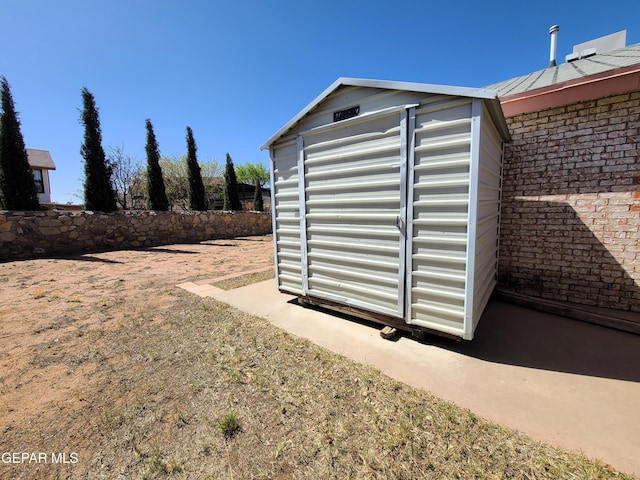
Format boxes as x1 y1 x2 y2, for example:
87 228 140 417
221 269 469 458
0 236 273 479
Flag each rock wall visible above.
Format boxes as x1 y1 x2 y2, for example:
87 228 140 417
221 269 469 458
0 210 272 260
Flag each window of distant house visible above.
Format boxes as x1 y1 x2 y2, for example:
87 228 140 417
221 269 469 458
33 169 44 193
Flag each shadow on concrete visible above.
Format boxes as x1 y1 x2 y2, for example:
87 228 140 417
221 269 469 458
426 299 640 383
294 297 640 383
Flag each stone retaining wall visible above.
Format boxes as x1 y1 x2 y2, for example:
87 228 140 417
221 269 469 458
0 210 272 260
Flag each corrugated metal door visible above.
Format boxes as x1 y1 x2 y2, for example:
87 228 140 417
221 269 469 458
407 99 474 337
299 108 409 318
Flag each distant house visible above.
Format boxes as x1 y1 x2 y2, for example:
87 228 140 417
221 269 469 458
26 149 56 204
204 177 270 211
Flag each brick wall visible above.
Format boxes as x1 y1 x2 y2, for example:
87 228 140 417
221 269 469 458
499 92 640 312
0 210 272 260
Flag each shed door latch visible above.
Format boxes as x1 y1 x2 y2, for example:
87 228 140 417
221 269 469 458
396 215 406 236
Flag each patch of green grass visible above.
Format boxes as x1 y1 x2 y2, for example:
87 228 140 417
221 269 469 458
141 443 183 478
226 367 243 383
218 410 241 441
146 444 167 474
103 407 125 427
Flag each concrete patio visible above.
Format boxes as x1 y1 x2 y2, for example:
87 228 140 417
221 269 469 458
209 280 640 477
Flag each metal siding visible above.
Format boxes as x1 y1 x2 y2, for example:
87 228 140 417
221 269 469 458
293 86 452 137
471 103 504 330
408 100 473 336
271 139 304 294
302 110 406 317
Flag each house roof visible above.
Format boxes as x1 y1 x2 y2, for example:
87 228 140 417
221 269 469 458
261 77 510 150
487 42 640 98
27 149 56 170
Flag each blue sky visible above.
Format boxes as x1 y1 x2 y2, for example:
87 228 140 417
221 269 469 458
2 0 639 204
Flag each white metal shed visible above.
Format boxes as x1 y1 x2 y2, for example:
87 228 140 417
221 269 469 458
262 78 511 340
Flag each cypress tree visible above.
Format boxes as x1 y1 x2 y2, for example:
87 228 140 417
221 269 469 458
223 153 242 211
0 76 40 210
144 119 169 211
236 162 269 212
80 87 117 212
185 126 207 211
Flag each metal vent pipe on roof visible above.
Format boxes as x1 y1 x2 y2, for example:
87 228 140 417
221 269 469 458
549 25 560 67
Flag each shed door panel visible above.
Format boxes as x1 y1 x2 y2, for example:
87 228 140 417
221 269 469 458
407 101 473 336
301 111 406 318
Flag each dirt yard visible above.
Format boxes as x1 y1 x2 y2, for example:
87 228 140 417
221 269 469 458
0 236 274 478
0 234 632 479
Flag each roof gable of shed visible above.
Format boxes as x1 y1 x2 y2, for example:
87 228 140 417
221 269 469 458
261 77 510 150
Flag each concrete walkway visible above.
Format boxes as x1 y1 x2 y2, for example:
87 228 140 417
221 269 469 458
209 280 640 476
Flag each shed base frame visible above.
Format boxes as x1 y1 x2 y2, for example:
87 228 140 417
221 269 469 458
296 294 462 342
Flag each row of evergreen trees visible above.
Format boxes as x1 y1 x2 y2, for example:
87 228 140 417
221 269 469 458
81 88 244 212
0 77 249 212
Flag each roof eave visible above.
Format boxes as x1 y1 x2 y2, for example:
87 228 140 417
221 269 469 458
26 149 56 170
261 77 508 150
499 64 640 117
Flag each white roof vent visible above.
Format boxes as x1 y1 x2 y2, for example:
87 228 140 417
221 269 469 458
566 47 598 63
566 30 626 62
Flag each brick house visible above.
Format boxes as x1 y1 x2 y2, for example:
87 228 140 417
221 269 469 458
488 39 640 330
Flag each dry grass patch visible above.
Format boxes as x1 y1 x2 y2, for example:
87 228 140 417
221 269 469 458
1 289 632 479
213 268 275 291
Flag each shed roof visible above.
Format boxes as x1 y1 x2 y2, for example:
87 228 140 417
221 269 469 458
261 77 510 150
26 149 56 170
487 42 640 98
